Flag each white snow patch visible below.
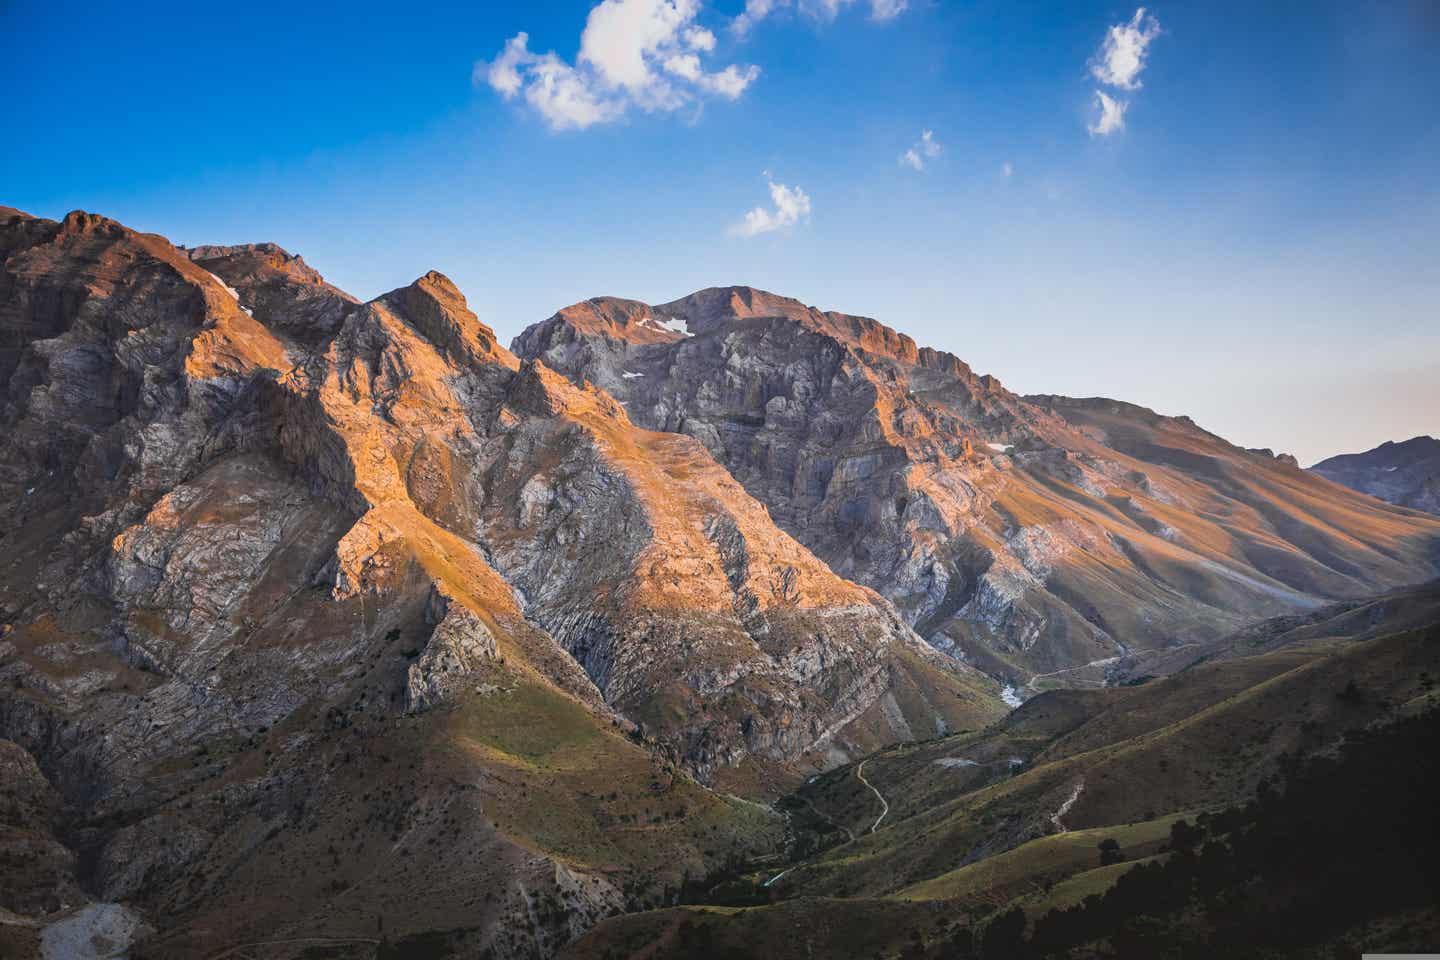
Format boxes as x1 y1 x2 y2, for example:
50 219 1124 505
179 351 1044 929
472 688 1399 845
644 314 692 337
934 757 980 769
763 866 796 887
1001 685 1023 709
986 442 1012 453
621 371 645 379
205 271 241 302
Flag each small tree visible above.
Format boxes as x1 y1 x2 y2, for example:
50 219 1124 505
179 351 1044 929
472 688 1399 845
1098 837 1124 866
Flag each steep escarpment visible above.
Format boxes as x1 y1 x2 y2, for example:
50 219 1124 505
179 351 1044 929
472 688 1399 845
0 208 999 957
515 287 1440 689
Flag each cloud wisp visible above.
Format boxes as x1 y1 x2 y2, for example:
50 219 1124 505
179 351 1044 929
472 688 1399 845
733 0 908 37
730 177 812 236
1088 90 1128 136
899 129 941 172
1085 7 1160 136
480 0 759 130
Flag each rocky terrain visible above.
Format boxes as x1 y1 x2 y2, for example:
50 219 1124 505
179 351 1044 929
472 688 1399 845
515 290 1440 687
1311 435 1440 515
1 205 1437 959
0 207 997 957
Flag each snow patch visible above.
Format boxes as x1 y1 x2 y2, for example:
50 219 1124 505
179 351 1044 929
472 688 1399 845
642 314 692 337
986 442 1013 453
206 271 241 302
934 757 979 768
621 371 645 379
1001 685 1023 709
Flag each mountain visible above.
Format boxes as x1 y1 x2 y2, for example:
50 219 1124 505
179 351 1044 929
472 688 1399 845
0 208 998 957
513 289 1440 689
1310 436 1440 515
2 206 1437 959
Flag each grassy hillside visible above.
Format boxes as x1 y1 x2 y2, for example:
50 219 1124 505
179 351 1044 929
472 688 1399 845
564 589 1440 959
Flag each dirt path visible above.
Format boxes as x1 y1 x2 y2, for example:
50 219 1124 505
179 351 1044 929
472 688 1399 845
855 759 889 834
204 936 380 960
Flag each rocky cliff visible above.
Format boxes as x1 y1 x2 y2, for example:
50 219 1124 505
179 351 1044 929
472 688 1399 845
0 209 999 957
514 288 1440 688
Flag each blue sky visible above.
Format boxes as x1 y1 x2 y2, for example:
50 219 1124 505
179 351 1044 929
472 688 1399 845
4 0 1438 464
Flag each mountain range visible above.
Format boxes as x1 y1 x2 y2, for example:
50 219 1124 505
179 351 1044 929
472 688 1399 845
1 206 1437 958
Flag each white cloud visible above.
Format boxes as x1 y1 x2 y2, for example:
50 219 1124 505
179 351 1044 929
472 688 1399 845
732 0 781 36
480 0 759 130
1002 161 1014 178
683 25 716 51
898 128 941 171
702 63 761 98
1088 90 1128 136
730 178 812 236
1090 8 1161 91
867 0 908 19
732 0 907 35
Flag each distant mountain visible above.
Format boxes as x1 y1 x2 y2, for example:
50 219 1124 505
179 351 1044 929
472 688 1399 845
1311 436 1440 515
514 288 1440 688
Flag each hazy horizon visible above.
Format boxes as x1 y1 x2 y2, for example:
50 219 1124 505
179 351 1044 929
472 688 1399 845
5 0 1437 465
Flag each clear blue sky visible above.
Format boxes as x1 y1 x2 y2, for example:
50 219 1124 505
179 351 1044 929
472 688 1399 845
4 0 1437 464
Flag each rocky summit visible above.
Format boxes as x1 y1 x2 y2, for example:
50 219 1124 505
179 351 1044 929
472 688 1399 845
2 207 1439 958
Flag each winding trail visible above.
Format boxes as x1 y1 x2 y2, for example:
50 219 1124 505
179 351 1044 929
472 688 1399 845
203 937 380 960
1026 655 1124 691
855 759 889 834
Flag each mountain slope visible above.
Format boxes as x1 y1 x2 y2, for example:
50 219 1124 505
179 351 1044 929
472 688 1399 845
514 289 1440 688
1310 435 1440 515
0 208 999 957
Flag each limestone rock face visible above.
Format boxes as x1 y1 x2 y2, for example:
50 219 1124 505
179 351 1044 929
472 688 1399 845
515 288 1440 686
405 589 498 713
0 207 997 957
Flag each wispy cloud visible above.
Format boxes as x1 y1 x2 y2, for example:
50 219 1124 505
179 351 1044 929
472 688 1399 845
1002 161 1014 178
730 177 812 236
1088 90 1128 136
899 129 941 171
733 0 908 37
479 0 759 130
1085 7 1161 136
